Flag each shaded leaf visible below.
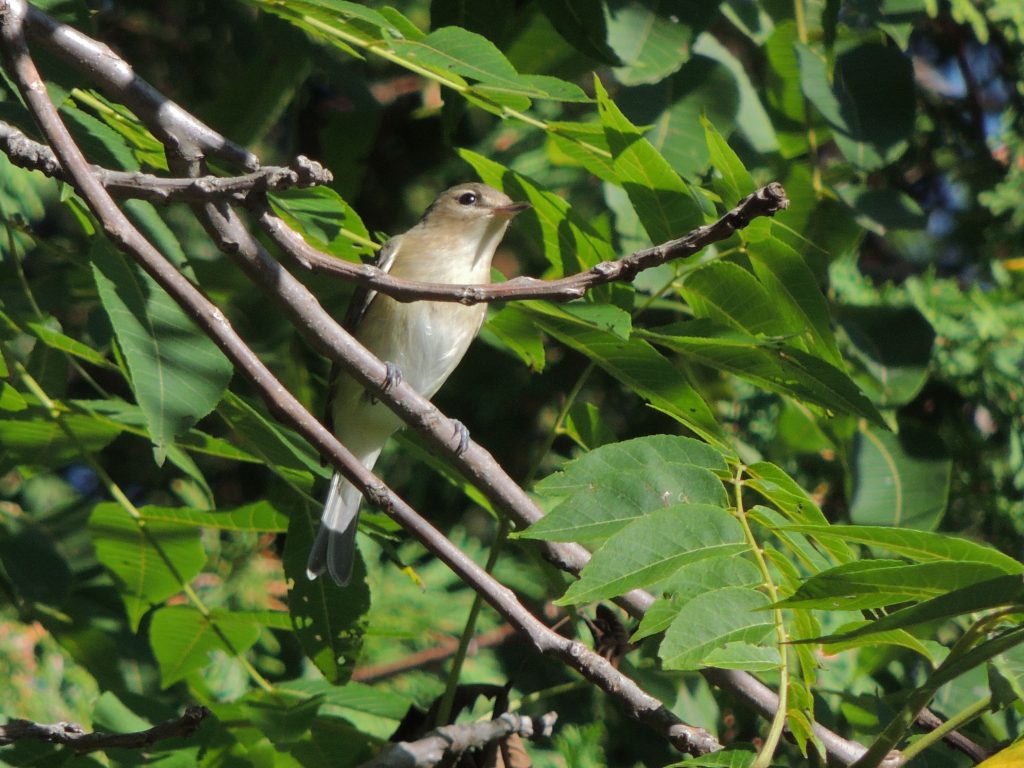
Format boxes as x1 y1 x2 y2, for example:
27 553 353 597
149 605 262 687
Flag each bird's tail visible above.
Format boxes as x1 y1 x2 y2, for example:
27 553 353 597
306 472 363 585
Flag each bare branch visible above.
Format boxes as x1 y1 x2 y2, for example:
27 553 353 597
359 712 557 768
0 121 329 201
252 184 789 304
0 706 210 753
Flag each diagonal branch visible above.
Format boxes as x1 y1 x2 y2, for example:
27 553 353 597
0 706 210 753
0 120 330 201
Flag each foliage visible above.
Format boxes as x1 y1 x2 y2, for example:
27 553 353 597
0 0 1023 766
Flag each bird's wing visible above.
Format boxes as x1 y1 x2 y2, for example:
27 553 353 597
323 235 402 439
343 235 402 332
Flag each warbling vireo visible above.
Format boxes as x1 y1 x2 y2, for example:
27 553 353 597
307 182 530 585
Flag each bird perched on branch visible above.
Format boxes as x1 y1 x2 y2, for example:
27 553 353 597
307 182 530 585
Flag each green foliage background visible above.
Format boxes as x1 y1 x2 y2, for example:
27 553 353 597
0 0 1023 766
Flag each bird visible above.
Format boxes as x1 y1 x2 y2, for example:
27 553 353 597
307 182 530 585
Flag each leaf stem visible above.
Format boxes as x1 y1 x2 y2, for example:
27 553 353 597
733 466 788 768
898 696 991 764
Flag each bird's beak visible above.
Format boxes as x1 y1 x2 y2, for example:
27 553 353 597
490 201 531 218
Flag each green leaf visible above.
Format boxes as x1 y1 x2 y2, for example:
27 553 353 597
149 605 262 687
681 262 793 337
138 502 288 532
796 42 915 169
838 304 935 407
605 0 701 86
558 503 745 604
804 575 1024 644
594 76 703 242
89 502 206 630
702 115 755 208
850 424 952 530
640 321 884 426
633 555 761 641
617 55 741 179
277 679 411 720
90 240 232 464
537 0 622 66
527 435 728 544
390 27 588 104
525 308 726 447
269 187 374 264
26 321 111 368
778 560 1011 610
562 401 617 450
285 502 370 684
481 305 546 372
745 236 843 366
782 524 1024 574
659 586 777 671
0 411 121 472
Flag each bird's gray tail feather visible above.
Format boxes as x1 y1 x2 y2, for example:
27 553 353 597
306 472 361 585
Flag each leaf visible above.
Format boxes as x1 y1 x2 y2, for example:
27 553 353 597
537 0 622 66
804 575 1024 644
634 555 762 641
138 502 288 532
702 115 755 208
89 502 206 630
525 308 726 447
782 524 1024 574
594 77 704 242
681 262 794 337
26 321 111 367
277 679 411 720
659 586 777 671
558 503 745 604
977 741 1024 768
617 55 741 179
838 304 935 407
640 321 885 426
562 401 617 450
526 435 728 544
0 411 121 472
778 560 1010 610
850 424 952 530
796 42 915 169
390 27 588 104
285 501 370 684
481 305 546 371
90 240 232 464
269 187 374 264
149 605 262 687
605 0 701 86
745 236 843 366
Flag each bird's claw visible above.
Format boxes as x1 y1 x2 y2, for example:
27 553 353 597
451 419 470 456
382 361 402 392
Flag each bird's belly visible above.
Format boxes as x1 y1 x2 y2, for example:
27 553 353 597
360 298 485 399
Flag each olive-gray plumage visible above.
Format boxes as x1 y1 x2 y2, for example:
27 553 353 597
307 183 529 585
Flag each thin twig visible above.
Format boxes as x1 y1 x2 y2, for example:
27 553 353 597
352 625 516 683
0 706 211 753
0 121 329 201
358 711 557 768
252 184 788 304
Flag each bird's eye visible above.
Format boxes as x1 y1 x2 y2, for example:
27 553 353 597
457 192 478 206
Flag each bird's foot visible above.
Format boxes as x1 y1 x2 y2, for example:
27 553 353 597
381 361 402 392
451 419 470 456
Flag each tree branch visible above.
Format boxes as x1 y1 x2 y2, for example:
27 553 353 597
0 120 330 201
0 706 211 753
252 183 788 304
359 712 557 768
